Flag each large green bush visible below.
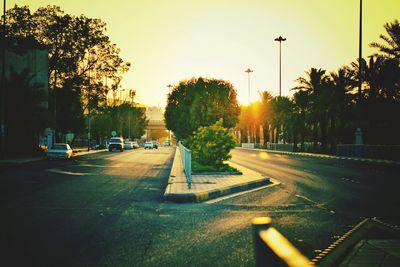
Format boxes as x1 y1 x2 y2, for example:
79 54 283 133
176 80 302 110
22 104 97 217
186 120 236 167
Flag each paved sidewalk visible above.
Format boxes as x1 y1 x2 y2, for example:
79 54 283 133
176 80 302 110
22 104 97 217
237 147 400 165
163 148 279 203
313 218 400 266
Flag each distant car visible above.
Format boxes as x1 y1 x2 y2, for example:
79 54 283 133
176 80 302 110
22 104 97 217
144 141 158 149
152 141 159 149
109 137 124 152
46 143 73 160
124 141 134 149
163 140 171 146
132 141 140 149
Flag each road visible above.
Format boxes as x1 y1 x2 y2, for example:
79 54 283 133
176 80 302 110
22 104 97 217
229 148 400 257
0 147 399 266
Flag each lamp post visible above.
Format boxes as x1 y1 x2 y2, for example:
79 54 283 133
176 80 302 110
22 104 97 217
0 0 6 159
244 68 253 105
244 68 253 144
87 50 91 151
128 89 135 140
358 0 362 100
166 84 173 145
274 36 286 97
355 0 363 145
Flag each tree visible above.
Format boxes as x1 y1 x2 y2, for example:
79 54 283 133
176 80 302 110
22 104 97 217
186 120 236 167
292 68 333 149
5 69 49 153
91 104 148 143
370 20 400 59
165 77 240 140
3 5 130 137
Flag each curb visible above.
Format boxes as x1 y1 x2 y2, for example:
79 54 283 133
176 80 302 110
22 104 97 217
163 147 274 203
237 147 400 165
0 149 107 167
163 177 272 203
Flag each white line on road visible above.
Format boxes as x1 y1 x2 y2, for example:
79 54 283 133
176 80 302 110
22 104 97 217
205 178 281 204
46 168 91 176
295 194 335 213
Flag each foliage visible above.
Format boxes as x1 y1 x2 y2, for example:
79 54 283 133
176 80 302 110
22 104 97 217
5 69 49 153
91 104 148 141
3 5 130 136
236 20 400 149
150 130 169 141
191 160 238 173
370 19 400 59
185 120 236 167
165 77 240 140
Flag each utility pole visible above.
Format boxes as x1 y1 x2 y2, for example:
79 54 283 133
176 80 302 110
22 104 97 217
274 36 286 97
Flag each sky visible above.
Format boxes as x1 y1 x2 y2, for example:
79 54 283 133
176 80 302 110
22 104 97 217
7 0 400 108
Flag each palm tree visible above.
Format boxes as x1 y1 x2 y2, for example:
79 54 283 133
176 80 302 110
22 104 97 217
292 68 329 150
259 91 274 143
327 68 353 150
270 96 294 144
293 90 309 151
370 20 400 59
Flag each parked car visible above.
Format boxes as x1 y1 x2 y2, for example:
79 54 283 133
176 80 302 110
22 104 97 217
144 141 158 149
109 137 124 152
46 143 73 160
132 141 140 149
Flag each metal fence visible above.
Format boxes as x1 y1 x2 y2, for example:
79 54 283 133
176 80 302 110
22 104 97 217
336 144 400 161
178 142 192 189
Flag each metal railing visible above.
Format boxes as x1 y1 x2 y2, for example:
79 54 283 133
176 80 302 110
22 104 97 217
178 141 192 189
252 217 313 267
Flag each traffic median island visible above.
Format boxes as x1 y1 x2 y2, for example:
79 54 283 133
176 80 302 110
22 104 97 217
163 147 280 203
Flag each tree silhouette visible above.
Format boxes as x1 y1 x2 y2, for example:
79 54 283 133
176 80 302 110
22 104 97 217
5 69 49 154
165 77 240 140
370 20 400 59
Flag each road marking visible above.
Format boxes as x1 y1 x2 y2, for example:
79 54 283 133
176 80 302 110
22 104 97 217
205 178 281 204
46 168 90 176
146 187 161 191
295 194 335 214
295 194 319 205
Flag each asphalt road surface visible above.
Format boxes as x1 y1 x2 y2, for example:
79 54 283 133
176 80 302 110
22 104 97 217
1 147 399 266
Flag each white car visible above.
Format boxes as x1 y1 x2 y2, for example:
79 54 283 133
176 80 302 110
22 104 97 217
124 141 134 149
46 143 73 160
144 141 157 149
132 141 140 148
109 137 124 152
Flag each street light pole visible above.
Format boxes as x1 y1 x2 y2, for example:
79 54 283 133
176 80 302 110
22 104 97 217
87 50 91 151
274 36 286 97
244 68 253 144
355 0 363 145
358 0 362 100
244 68 253 105
166 84 173 146
128 89 135 140
0 0 6 159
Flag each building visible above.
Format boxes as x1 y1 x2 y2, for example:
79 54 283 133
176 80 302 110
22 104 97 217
0 37 50 153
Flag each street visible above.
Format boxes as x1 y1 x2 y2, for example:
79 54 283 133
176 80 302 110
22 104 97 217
1 147 399 266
